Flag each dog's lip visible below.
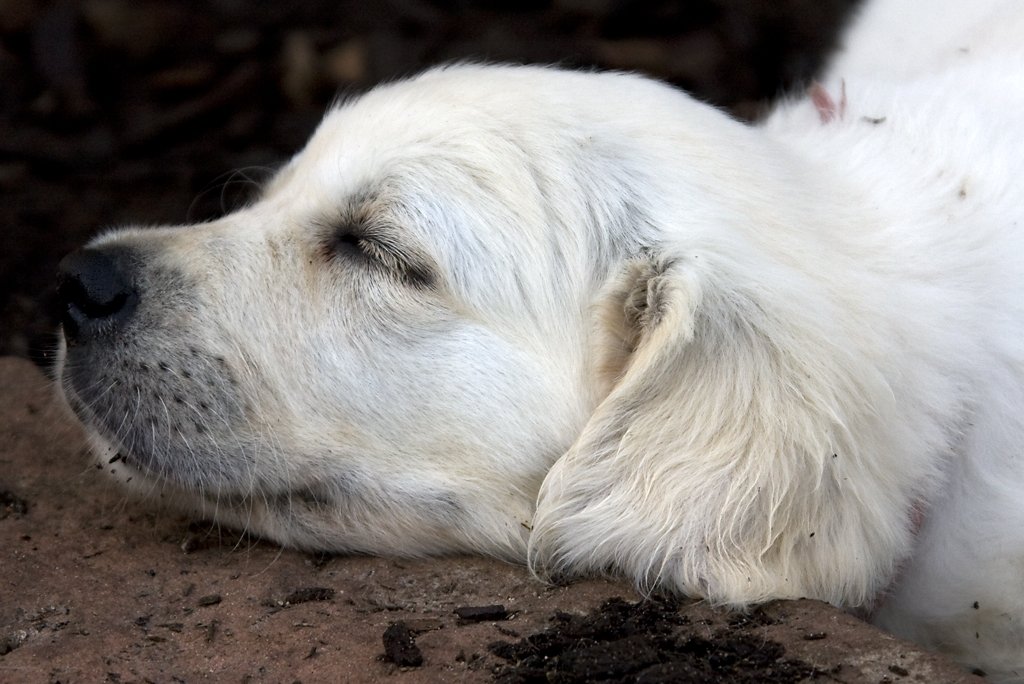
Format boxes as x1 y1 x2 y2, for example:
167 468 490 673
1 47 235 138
76 417 162 483
99 442 319 505
96 441 152 478
198 489 251 508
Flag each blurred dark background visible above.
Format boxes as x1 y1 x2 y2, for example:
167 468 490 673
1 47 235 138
0 0 861 366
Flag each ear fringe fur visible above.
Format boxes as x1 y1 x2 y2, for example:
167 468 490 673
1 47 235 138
529 252 922 608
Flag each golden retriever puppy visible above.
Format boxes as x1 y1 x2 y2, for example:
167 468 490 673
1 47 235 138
57 0 1024 678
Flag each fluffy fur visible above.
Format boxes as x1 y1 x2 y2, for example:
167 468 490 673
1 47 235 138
57 0 1024 678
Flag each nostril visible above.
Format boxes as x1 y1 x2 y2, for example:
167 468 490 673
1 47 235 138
58 272 130 319
57 248 138 343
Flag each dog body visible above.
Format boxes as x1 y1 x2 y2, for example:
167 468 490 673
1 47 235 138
57 0 1024 678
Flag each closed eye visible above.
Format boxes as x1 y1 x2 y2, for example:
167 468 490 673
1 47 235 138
330 229 374 260
325 223 435 288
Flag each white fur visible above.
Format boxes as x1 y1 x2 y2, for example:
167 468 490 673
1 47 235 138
58 1 1024 679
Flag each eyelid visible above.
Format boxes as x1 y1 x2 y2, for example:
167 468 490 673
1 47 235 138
334 225 396 263
325 222 435 288
358 233 403 270
331 230 369 253
371 233 435 288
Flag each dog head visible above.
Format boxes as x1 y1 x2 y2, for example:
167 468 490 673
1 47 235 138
58 65 928 604
57 65 681 556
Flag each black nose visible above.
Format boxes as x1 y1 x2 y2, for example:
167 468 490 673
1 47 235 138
57 247 138 344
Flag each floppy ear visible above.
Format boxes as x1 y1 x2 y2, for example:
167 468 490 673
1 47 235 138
528 250 918 607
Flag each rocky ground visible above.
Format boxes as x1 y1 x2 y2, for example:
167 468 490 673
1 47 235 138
0 358 980 682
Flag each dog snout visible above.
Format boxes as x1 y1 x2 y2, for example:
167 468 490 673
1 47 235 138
57 247 139 344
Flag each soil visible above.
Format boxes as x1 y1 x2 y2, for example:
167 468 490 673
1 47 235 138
0 3 985 682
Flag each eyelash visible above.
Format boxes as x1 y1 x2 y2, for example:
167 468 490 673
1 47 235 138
329 229 390 269
332 231 375 259
328 227 433 288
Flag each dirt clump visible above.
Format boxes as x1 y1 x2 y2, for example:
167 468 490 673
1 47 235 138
489 597 819 683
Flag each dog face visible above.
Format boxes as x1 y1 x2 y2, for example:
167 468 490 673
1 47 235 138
57 65 682 557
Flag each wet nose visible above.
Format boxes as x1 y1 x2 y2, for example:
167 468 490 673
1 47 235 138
57 247 138 344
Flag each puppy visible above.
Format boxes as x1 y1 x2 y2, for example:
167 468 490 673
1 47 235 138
56 0 1024 678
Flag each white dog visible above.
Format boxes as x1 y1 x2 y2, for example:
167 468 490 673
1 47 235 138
56 0 1024 678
